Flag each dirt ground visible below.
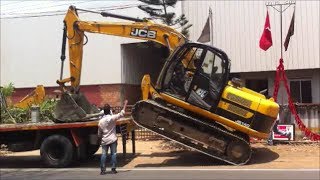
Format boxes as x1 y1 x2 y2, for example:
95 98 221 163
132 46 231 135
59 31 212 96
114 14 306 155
119 140 320 169
1 140 319 169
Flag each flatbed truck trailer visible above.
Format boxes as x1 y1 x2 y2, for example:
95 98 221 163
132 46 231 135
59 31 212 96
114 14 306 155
0 118 136 167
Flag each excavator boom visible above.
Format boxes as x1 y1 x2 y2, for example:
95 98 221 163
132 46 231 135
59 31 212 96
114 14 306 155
54 6 186 121
59 6 185 89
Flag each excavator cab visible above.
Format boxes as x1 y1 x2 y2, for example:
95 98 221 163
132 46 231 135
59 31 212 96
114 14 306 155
159 43 229 111
133 41 279 165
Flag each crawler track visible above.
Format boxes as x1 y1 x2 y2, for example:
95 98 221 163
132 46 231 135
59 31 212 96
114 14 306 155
132 100 252 165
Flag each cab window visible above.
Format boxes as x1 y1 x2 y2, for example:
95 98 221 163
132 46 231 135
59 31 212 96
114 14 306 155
186 49 226 110
165 46 205 99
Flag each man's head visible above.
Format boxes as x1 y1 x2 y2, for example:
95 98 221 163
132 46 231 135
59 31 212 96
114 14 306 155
103 103 111 115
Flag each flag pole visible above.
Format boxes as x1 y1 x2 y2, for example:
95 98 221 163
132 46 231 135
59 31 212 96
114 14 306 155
209 7 213 46
266 1 320 141
266 1 296 59
280 5 283 58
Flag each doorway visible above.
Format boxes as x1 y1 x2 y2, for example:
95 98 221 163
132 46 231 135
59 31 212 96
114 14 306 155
245 79 268 95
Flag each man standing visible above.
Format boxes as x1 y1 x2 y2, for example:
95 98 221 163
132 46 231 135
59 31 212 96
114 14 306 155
98 100 128 175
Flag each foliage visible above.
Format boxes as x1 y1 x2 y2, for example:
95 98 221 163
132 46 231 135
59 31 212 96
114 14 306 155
39 99 57 122
1 107 28 124
0 83 15 98
0 83 56 124
138 0 192 38
0 98 56 124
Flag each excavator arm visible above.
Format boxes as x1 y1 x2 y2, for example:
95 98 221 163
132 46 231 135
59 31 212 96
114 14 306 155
57 6 186 89
54 6 186 122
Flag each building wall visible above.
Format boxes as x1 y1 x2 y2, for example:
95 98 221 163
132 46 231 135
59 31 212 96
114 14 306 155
11 84 141 107
240 69 320 137
182 1 320 73
281 104 320 138
240 68 320 104
182 1 320 135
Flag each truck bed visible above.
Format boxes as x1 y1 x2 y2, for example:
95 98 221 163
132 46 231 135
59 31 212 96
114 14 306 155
0 117 132 132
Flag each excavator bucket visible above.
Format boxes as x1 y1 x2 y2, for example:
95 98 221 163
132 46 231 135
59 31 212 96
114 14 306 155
53 92 100 122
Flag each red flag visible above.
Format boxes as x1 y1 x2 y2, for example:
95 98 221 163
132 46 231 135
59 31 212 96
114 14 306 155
259 11 273 51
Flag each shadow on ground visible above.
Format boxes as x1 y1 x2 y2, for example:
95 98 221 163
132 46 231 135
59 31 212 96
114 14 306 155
0 147 279 168
248 147 279 165
134 147 279 167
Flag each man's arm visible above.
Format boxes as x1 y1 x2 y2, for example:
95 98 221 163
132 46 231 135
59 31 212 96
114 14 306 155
110 100 128 121
97 126 102 139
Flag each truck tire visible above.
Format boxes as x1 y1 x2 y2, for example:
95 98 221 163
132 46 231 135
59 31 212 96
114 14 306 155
40 135 74 168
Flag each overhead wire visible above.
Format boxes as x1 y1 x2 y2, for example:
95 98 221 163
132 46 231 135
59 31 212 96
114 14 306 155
1 4 140 19
2 3 139 16
3 1 89 14
0 1 25 7
2 1 48 12
2 1 138 15
1 2 140 16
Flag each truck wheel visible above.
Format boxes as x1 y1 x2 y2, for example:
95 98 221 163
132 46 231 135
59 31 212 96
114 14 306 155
40 135 74 167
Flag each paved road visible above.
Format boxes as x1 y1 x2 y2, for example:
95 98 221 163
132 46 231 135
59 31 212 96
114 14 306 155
1 168 319 180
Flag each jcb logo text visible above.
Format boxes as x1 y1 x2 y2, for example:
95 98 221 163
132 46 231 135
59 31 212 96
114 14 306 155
130 28 156 39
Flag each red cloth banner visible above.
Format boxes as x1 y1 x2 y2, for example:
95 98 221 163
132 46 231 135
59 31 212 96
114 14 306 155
273 58 320 141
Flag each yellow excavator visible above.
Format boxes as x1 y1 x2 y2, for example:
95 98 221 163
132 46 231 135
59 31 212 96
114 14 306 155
54 6 279 165
14 85 46 109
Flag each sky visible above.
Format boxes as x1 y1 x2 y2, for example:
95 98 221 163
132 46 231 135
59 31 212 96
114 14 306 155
0 1 145 19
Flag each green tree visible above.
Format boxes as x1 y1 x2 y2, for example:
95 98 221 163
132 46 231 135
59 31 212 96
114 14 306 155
0 83 15 98
138 0 192 38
